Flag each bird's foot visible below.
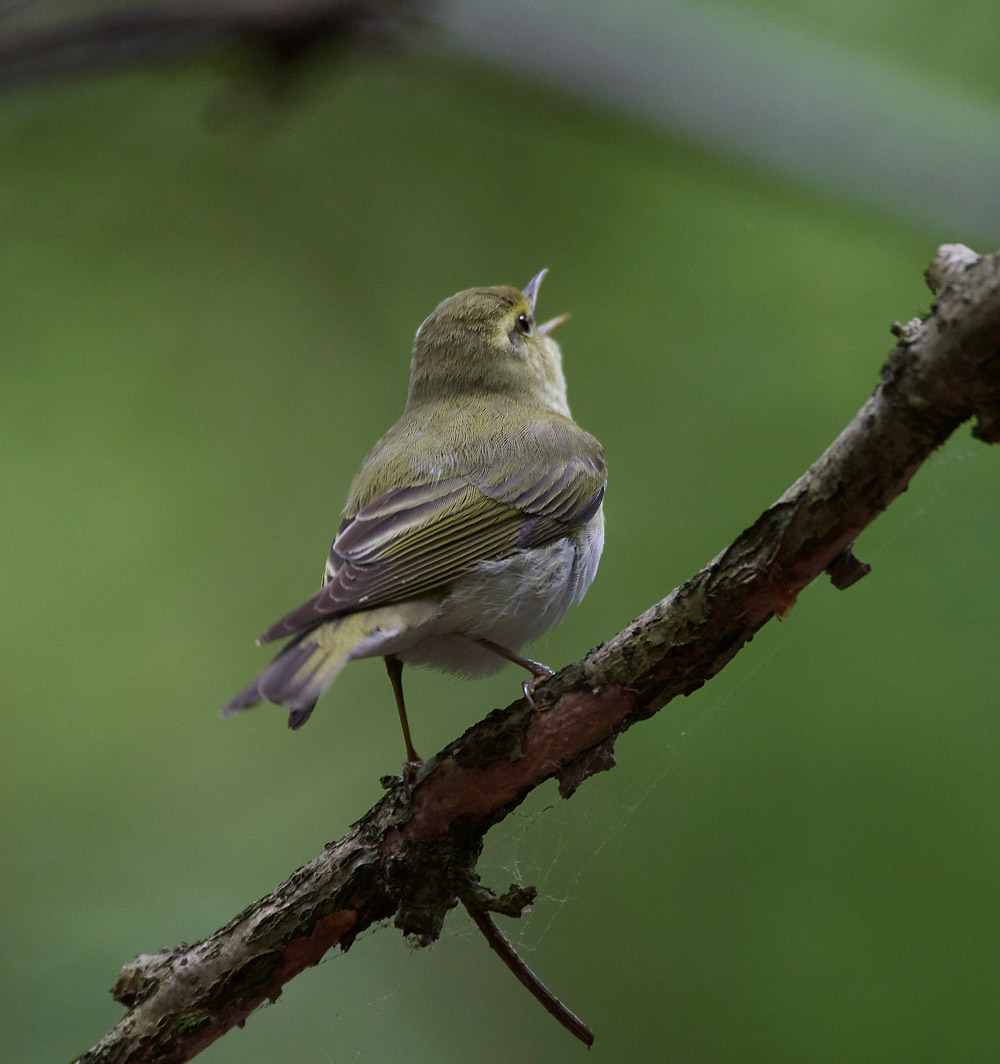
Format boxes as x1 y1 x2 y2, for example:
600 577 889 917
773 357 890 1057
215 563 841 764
522 664 556 706
401 757 423 798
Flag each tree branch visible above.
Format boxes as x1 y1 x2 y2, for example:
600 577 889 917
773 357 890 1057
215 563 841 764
75 244 1000 1063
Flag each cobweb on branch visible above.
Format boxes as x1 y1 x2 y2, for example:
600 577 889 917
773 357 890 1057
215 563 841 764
452 569 894 956
454 748 681 956
420 454 958 984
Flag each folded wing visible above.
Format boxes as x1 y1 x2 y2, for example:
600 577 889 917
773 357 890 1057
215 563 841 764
258 447 606 645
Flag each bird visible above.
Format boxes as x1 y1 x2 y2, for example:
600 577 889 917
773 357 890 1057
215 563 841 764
221 269 606 763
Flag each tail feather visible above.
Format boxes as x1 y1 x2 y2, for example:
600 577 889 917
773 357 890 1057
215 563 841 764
220 679 266 716
220 616 362 728
287 704 317 731
221 600 436 730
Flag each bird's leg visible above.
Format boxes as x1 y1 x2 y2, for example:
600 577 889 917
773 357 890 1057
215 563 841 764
384 655 421 764
473 638 555 704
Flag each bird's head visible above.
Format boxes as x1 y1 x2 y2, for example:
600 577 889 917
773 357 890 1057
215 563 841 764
407 269 571 415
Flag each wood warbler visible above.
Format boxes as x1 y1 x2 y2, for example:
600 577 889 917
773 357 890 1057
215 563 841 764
221 270 606 762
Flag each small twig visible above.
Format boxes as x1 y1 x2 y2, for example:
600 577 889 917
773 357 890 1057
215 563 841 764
460 896 595 1048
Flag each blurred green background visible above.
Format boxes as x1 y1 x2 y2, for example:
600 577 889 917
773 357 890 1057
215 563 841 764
3 1 1000 1061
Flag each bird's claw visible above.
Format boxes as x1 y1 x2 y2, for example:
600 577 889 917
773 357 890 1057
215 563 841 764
522 666 555 707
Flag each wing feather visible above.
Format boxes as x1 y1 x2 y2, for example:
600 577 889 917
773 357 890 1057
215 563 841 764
258 422 606 644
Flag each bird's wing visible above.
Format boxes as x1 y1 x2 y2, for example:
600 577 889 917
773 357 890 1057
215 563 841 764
257 451 605 644
473 450 606 549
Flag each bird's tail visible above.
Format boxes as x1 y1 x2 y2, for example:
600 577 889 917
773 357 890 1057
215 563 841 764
220 613 374 730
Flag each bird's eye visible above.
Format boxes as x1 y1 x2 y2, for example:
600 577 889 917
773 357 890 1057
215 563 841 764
515 313 532 335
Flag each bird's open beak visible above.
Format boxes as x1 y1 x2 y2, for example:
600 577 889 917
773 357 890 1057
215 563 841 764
522 268 548 313
538 313 570 336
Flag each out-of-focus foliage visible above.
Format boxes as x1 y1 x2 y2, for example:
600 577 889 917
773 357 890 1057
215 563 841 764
2 2 999 1061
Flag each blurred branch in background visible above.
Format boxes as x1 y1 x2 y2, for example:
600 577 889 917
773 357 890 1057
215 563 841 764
450 0 1000 240
0 0 429 93
1 1 997 237
75 244 1000 1063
